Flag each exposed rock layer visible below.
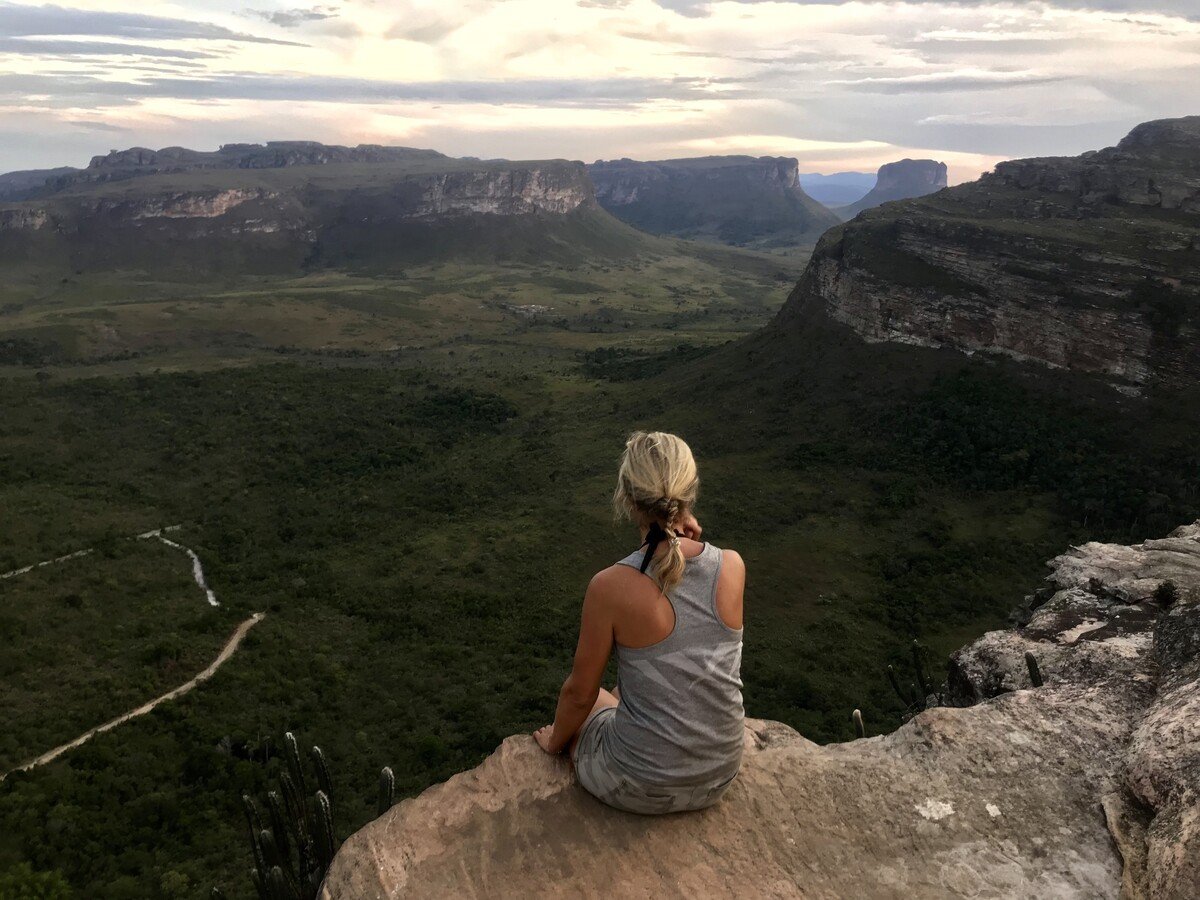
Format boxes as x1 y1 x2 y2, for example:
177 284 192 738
322 523 1200 899
836 158 947 218
776 117 1200 390
587 155 840 248
0 148 610 271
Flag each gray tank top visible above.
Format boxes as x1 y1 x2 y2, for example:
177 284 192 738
607 542 744 787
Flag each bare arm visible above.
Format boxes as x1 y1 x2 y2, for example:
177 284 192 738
537 574 615 754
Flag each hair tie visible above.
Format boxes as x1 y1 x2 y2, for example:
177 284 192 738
640 522 668 574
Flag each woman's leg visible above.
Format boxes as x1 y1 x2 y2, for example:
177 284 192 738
568 687 618 759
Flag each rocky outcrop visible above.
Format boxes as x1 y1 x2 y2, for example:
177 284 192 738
775 117 1200 391
0 154 611 271
44 142 447 192
587 155 840 248
321 522 1200 899
0 208 49 231
836 159 947 218
0 167 78 202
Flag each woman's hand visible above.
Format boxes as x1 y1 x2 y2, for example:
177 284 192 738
676 512 702 540
533 725 559 754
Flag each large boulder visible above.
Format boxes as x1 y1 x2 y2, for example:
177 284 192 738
322 523 1200 899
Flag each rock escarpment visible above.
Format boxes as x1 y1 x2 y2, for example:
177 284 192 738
836 158 947 219
321 522 1200 899
587 155 840 248
0 146 616 272
776 117 1200 391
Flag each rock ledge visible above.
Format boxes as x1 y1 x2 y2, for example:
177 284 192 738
323 523 1200 899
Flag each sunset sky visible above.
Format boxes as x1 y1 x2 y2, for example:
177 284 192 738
1 1 1197 182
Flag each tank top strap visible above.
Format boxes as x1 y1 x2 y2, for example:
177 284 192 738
614 542 724 629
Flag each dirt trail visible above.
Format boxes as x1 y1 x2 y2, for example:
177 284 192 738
1 612 265 781
2 525 220 606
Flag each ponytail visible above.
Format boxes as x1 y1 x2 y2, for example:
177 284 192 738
614 432 699 596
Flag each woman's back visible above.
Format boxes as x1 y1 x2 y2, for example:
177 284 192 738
606 541 744 787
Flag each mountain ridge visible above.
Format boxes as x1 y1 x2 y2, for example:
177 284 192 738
773 117 1200 392
587 155 841 249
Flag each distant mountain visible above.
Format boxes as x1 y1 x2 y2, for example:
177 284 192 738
771 117 1200 391
0 167 79 201
0 142 654 276
797 171 875 207
835 159 947 219
587 156 841 250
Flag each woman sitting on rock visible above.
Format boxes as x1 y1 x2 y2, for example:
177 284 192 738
533 431 745 814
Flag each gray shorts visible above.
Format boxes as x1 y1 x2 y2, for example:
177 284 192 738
572 706 736 815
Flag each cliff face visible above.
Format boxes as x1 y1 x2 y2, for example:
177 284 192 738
587 155 841 249
837 158 947 218
322 522 1200 900
44 141 447 192
775 117 1200 391
0 150 608 272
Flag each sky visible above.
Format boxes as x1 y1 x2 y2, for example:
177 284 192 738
1 1 1197 183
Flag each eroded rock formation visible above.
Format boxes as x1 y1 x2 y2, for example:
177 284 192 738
776 117 1200 391
836 158 947 218
587 155 840 248
0 150 608 271
322 522 1200 899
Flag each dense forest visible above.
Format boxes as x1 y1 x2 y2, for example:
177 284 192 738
2 328 1196 897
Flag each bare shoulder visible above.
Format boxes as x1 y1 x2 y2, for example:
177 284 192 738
587 563 637 602
719 547 745 577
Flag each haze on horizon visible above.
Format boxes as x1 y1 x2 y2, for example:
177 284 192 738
0 0 1197 184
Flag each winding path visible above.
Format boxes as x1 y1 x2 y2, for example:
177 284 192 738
2 525 220 607
0 612 265 781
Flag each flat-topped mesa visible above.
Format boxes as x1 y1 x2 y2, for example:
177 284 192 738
321 522 1200 900
587 155 840 249
0 152 608 271
774 116 1200 391
84 141 447 172
835 158 947 218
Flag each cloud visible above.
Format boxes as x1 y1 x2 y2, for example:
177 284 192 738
64 118 128 132
0 36 217 58
385 18 461 43
654 0 1199 18
249 6 338 29
0 71 727 107
829 70 1071 93
0 2 306 45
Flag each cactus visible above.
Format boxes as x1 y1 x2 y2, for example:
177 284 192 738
314 790 336 872
221 736 387 900
283 733 309 816
242 795 267 878
266 791 291 861
278 772 308 847
1025 651 1044 687
266 865 293 900
851 709 864 739
912 641 931 700
311 746 333 816
886 665 907 706
378 766 396 817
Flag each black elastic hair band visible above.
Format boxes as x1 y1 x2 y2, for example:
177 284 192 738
639 522 669 574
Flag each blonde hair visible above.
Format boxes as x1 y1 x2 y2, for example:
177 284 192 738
613 431 699 595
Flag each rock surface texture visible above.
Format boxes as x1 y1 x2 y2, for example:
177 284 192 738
322 522 1200 899
836 158 948 218
0 144 611 271
587 155 840 248
776 117 1200 390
